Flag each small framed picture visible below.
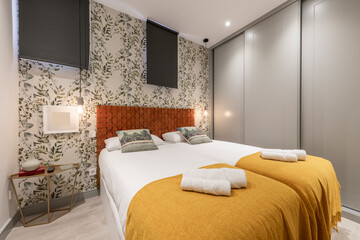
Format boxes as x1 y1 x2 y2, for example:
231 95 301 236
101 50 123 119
43 106 79 134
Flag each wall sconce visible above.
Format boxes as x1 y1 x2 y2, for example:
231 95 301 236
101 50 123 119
77 72 83 114
77 0 84 115
77 99 83 114
204 107 208 117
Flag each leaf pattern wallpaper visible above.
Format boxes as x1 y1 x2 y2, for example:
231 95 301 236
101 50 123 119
17 1 210 206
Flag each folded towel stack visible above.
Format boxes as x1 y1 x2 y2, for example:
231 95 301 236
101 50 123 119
181 168 247 196
181 178 231 196
260 151 298 162
260 149 307 162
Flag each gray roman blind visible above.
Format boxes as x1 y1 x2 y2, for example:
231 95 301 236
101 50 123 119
146 20 178 88
19 0 89 69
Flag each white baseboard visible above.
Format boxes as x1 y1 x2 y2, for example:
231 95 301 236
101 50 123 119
0 211 18 240
342 206 360 224
0 218 12 234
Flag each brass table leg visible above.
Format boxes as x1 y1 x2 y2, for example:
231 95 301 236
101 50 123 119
69 169 79 210
47 175 50 223
10 179 26 227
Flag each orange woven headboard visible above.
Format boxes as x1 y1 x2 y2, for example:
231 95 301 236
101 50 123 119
96 105 194 188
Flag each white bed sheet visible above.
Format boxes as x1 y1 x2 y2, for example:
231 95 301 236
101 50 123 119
99 142 220 235
173 140 261 166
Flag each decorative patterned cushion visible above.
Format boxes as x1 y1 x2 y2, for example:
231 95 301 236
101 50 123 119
177 127 212 145
117 129 158 153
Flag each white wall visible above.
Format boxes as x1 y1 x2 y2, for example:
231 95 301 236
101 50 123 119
0 0 19 232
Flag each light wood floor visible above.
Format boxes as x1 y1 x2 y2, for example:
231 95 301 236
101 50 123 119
6 195 360 240
6 196 109 240
332 218 360 240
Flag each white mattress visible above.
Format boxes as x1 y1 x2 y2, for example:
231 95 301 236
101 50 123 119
99 140 261 236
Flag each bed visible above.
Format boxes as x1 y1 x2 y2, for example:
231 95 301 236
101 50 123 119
96 105 339 240
170 141 342 239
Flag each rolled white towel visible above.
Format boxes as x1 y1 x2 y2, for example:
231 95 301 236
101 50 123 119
260 151 298 162
287 150 307 161
221 168 247 188
183 168 247 188
183 169 227 181
263 149 307 161
181 177 231 196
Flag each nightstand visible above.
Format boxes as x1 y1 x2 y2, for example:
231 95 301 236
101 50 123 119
9 163 80 227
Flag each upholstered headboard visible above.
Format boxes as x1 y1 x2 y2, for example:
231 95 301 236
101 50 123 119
96 105 194 188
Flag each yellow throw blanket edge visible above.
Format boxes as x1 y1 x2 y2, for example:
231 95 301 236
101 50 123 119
236 152 342 238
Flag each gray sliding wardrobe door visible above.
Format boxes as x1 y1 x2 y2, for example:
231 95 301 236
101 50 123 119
244 2 300 149
214 34 245 143
302 0 360 211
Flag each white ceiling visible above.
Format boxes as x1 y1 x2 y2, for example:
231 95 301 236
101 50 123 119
95 0 287 47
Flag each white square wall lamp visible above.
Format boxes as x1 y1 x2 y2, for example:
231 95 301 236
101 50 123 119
43 106 80 134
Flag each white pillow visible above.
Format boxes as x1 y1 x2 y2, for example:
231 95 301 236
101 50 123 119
105 134 165 151
151 134 165 146
104 137 121 151
162 131 186 143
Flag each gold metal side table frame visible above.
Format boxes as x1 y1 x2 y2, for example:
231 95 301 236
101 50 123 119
9 164 80 227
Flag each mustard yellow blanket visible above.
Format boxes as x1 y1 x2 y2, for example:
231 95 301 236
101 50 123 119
126 164 311 240
236 153 342 240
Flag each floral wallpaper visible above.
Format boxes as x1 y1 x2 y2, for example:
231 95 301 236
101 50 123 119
17 1 209 206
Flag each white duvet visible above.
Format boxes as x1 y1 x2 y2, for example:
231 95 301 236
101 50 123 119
99 140 260 237
174 140 261 166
